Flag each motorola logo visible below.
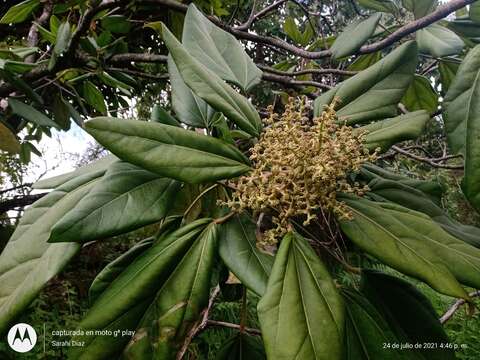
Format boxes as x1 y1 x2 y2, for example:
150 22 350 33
7 323 37 353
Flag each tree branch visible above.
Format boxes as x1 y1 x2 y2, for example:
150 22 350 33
26 1 53 63
262 72 332 90
390 145 464 169
259 64 357 76
109 53 168 64
0 0 474 100
440 290 480 324
236 0 287 31
0 193 47 214
206 320 262 336
359 0 478 54
176 286 221 359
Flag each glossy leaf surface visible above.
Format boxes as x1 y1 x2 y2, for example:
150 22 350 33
162 24 261 136
49 162 180 243
367 178 480 248
258 232 344 360
182 5 262 92
85 117 251 183
219 215 274 296
444 45 480 212
331 14 381 59
123 223 218 358
361 270 455 360
0 173 102 334
360 110 429 152
402 75 438 113
314 41 417 124
342 289 407 360
70 219 212 359
417 24 464 58
339 195 480 299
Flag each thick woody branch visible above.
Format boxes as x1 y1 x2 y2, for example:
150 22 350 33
26 1 53 63
359 0 479 54
146 0 474 59
0 193 47 214
0 0 474 99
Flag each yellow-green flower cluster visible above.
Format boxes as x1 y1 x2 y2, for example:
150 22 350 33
227 98 376 246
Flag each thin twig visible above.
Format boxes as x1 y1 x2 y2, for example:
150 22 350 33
176 285 221 360
262 72 332 90
236 0 287 30
391 145 464 170
440 290 480 324
259 64 357 76
207 320 262 335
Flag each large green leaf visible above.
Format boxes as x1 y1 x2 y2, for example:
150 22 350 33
283 17 314 46
444 44 480 212
150 104 180 127
448 19 480 42
162 23 262 137
347 52 382 72
89 238 154 302
402 75 438 113
69 219 212 359
85 117 251 183
8 98 60 129
0 0 40 24
257 232 344 360
1 69 43 104
366 178 480 248
417 24 464 58
168 55 216 128
402 0 437 18
359 163 443 204
358 0 397 13
0 122 20 153
216 333 266 360
470 2 480 23
339 195 480 299
342 289 407 360
0 172 103 335
83 80 107 115
438 59 459 95
49 21 71 71
49 162 180 243
101 15 131 34
361 270 455 360
314 41 417 124
331 14 382 59
122 223 218 358
33 155 117 189
182 5 262 92
219 215 273 296
359 110 429 152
